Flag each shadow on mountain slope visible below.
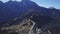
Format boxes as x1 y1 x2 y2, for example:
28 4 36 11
0 0 60 34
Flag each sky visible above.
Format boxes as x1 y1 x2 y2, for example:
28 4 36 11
0 0 60 9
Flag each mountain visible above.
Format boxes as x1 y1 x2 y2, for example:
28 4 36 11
0 0 60 26
0 0 60 27
0 0 60 34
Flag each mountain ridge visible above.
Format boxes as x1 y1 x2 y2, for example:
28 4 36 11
0 0 60 26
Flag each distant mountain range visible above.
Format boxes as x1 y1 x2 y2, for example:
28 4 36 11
0 0 60 27
0 0 60 34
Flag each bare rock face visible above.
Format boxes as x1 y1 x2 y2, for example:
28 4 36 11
15 19 35 34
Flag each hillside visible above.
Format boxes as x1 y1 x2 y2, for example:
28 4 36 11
0 0 60 34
